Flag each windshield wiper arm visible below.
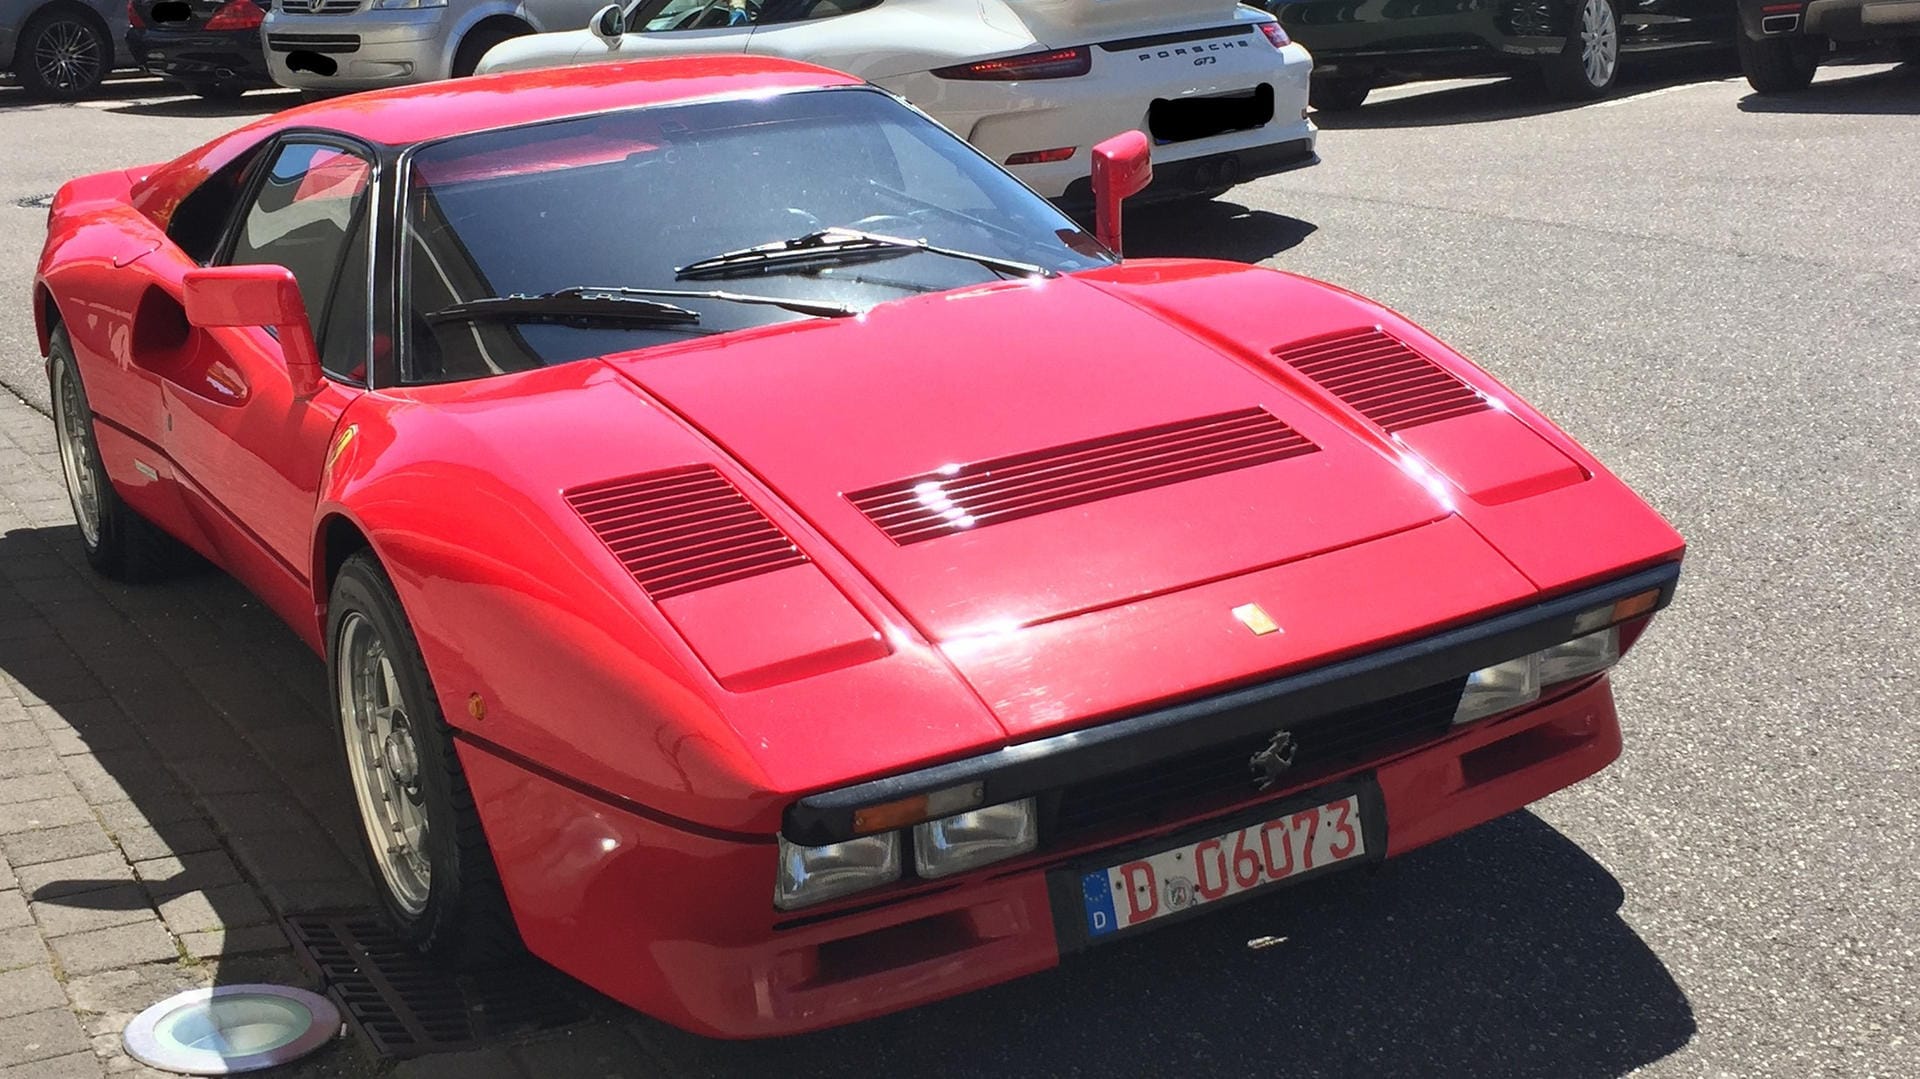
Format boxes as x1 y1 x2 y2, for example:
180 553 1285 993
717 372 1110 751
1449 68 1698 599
429 285 857 326
676 227 1056 282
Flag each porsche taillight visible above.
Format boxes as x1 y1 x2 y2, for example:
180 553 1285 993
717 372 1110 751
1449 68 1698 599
932 46 1091 81
1259 22 1290 48
204 0 264 30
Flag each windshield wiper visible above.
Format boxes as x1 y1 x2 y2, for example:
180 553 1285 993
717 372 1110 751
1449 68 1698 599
675 227 1056 282
428 285 856 326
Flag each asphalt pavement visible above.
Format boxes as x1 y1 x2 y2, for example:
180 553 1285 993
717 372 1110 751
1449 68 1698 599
1 59 1916 1077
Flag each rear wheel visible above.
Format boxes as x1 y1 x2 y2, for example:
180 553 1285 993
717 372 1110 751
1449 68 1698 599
1737 32 1819 93
48 328 177 581
451 20 530 78
1310 77 1371 112
15 7 109 100
1543 0 1620 100
329 553 519 966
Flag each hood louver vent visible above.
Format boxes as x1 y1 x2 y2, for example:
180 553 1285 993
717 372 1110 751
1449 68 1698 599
849 408 1318 545
1277 328 1488 433
566 466 807 599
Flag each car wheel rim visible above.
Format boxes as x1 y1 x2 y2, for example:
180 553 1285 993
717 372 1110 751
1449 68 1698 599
1579 0 1618 87
33 20 101 91
338 612 433 916
51 362 103 548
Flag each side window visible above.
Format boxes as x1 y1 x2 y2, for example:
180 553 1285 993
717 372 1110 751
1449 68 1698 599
166 146 264 265
224 142 373 367
635 0 749 31
317 212 371 381
755 0 880 24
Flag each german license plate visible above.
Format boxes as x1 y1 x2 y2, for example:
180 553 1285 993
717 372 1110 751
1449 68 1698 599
1079 793 1367 938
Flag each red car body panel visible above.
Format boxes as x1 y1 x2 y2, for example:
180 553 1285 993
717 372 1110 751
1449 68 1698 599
33 56 1684 1038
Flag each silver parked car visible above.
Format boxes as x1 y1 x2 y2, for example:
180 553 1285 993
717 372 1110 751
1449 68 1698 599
2 0 132 98
261 0 604 93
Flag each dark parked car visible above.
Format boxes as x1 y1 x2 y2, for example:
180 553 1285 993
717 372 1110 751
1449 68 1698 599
127 0 272 99
1254 0 1738 108
1735 0 1920 91
2 0 131 98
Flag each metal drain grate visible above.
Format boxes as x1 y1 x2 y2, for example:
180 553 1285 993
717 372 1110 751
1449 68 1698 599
284 912 590 1058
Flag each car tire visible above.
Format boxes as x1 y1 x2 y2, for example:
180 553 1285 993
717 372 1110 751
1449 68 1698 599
14 6 110 100
450 20 530 78
328 552 520 967
1737 32 1819 93
1543 0 1620 100
1310 78 1371 112
47 327 179 582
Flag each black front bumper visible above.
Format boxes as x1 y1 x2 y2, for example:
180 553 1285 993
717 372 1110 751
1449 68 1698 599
127 27 276 87
1056 137 1319 212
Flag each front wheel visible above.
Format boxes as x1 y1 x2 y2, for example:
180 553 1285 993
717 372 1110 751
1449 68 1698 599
451 21 530 78
15 8 109 100
1737 32 1819 93
1543 0 1620 100
329 553 519 966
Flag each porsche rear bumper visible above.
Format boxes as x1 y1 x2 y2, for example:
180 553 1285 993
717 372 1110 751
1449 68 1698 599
459 669 1630 1037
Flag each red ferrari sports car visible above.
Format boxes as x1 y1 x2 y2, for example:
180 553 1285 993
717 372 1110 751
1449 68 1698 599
34 56 1683 1038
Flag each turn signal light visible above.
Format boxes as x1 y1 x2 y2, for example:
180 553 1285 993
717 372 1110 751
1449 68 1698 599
933 47 1092 81
1571 587 1660 635
850 782 985 835
204 0 264 29
1259 22 1290 48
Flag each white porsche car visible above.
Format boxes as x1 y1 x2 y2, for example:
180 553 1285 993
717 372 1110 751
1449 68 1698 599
476 0 1317 204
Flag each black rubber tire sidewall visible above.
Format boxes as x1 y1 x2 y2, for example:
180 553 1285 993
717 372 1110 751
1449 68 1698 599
1737 32 1819 93
1310 78 1371 112
326 553 515 965
16 9 109 100
451 22 529 78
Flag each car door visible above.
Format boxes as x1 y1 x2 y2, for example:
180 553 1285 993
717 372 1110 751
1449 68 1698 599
160 137 371 603
565 0 753 64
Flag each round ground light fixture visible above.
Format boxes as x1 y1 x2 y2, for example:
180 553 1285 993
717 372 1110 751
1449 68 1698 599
124 984 341 1075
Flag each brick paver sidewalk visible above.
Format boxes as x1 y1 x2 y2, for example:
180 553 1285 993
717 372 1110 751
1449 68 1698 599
0 386 703 1077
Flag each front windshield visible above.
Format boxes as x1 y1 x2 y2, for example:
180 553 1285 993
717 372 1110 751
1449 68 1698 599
402 87 1110 382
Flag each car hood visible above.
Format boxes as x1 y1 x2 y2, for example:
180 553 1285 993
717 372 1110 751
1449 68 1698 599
603 268 1452 646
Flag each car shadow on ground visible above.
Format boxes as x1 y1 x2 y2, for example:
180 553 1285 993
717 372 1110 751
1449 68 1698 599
641 811 1696 1078
0 512 376 1073
0 511 1694 1077
0 73 183 109
106 89 302 119
1124 200 1317 263
1314 52 1739 130
1737 60 1920 114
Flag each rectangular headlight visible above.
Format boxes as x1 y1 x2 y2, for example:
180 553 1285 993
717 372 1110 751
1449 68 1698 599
913 798 1038 879
1453 654 1540 725
775 833 900 911
1538 626 1619 685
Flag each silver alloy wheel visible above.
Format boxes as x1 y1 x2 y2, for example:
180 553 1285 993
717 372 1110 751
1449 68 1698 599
51 360 102 548
32 19 102 93
1579 0 1619 88
338 612 433 916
